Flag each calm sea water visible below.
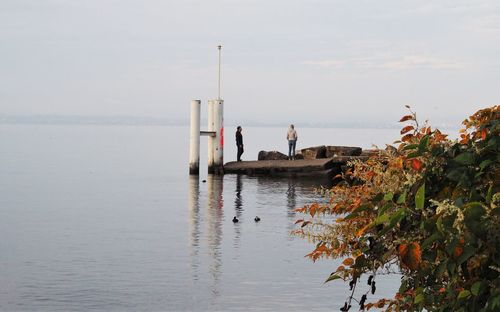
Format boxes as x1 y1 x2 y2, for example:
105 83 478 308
0 124 403 311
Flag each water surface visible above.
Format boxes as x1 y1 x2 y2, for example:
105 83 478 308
0 124 400 311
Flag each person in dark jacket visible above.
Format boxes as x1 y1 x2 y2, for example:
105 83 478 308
236 126 244 161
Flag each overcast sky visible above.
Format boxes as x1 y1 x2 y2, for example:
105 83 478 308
1 0 499 127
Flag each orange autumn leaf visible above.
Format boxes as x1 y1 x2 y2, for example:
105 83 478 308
411 158 423 171
460 134 470 144
481 129 487 140
356 223 371 237
434 131 448 142
399 115 414 122
400 125 415 135
454 246 463 258
309 203 318 217
402 134 414 142
390 157 404 169
454 237 465 257
376 299 386 308
399 242 422 270
366 171 376 180
342 257 354 266
405 289 415 296
315 244 327 253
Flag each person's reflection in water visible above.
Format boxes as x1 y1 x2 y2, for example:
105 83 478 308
206 175 223 299
233 175 243 249
286 178 297 216
188 176 201 282
235 174 243 213
286 179 298 233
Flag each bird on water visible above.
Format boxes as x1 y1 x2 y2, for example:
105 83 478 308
232 216 239 223
254 216 261 222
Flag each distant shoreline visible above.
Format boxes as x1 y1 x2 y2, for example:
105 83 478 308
0 115 460 130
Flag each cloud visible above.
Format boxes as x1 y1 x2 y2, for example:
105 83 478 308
302 54 467 71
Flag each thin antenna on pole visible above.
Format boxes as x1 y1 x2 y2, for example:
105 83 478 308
217 45 222 100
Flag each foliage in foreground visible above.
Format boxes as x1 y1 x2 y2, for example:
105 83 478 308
293 106 499 311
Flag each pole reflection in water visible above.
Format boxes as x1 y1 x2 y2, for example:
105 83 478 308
187 175 224 302
206 175 224 298
188 176 201 282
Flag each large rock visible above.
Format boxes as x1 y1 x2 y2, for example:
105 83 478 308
294 153 304 160
258 150 288 161
361 149 380 157
300 145 327 159
325 146 362 157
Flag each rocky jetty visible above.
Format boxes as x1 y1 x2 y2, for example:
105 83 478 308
257 145 363 161
258 150 288 161
225 145 371 177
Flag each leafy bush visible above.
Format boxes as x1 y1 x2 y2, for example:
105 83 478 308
293 106 499 311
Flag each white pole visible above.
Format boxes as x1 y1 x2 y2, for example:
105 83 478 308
213 99 224 174
217 45 222 100
207 100 215 174
189 100 201 175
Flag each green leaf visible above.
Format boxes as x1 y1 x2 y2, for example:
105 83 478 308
372 193 384 203
352 204 371 214
397 191 407 204
448 264 456 278
454 152 475 165
431 145 444 156
492 207 500 216
407 151 422 159
380 208 406 235
436 217 444 234
457 245 476 265
464 202 486 222
415 293 425 304
343 212 359 221
486 185 493 204
418 135 430 153
415 183 425 210
490 293 500 308
324 273 341 284
384 192 394 201
436 261 447 277
390 208 406 225
447 168 466 182
423 218 436 232
375 213 390 225
458 290 471 299
471 281 482 296
378 202 393 216
479 159 493 171
422 232 441 249
402 144 419 151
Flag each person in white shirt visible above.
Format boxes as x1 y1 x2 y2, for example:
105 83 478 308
286 124 298 160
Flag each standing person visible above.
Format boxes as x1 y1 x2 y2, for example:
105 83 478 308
236 126 244 161
287 124 298 160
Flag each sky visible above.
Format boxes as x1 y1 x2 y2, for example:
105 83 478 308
1 0 499 127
